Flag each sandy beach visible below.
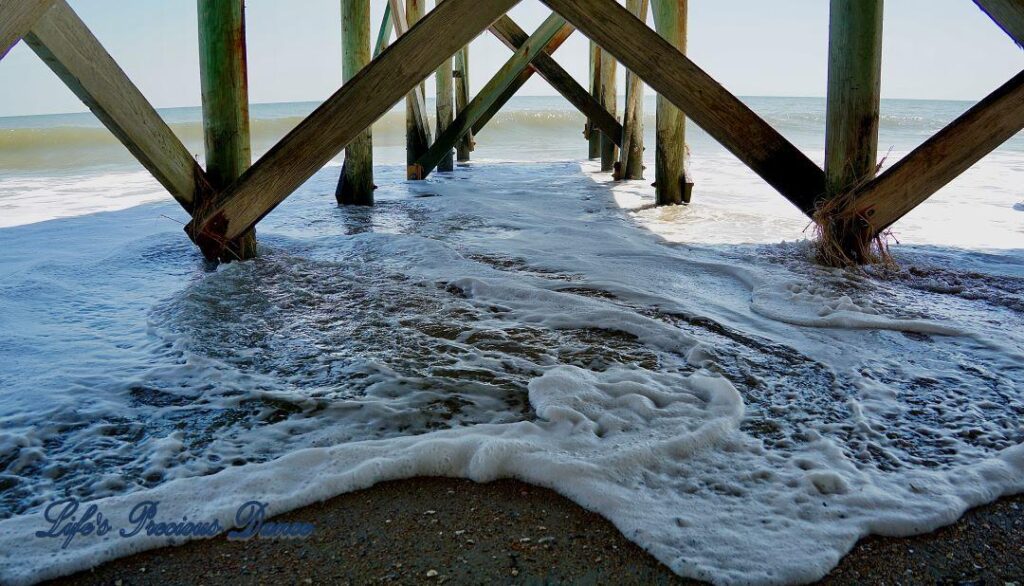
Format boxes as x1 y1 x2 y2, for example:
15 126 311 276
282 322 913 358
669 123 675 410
45 477 1023 585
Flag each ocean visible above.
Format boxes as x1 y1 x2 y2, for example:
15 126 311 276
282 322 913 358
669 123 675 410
0 96 1022 584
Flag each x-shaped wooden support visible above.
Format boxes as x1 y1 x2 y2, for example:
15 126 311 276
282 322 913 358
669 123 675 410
410 13 573 180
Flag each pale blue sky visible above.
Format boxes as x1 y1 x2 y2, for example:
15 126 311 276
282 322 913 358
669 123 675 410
0 0 1021 117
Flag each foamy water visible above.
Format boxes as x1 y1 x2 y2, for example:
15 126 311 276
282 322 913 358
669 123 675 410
0 98 1023 584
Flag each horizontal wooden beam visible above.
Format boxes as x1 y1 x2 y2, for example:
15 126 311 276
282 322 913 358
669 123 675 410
485 16 622 146
541 0 825 215
0 0 56 60
412 14 572 179
189 0 522 259
974 0 1024 48
844 69 1024 234
24 0 207 212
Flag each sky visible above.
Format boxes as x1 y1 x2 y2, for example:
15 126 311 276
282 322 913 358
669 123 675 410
0 0 1021 117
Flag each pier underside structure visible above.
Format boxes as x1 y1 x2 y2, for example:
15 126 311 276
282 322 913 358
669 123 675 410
2 0 1022 264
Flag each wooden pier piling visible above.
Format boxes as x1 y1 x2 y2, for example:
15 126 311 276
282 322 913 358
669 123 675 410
598 46 618 172
337 0 375 205
824 0 884 199
616 0 649 180
434 0 455 173
404 0 431 177
816 0 884 263
587 41 602 159
651 0 692 204
9 0 1001 267
197 0 257 258
453 46 474 162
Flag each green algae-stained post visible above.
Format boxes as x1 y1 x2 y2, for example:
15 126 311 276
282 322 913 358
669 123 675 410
824 0 883 198
617 0 649 180
598 45 618 172
588 41 602 160
405 0 431 176
651 0 691 205
189 0 522 260
197 0 257 258
337 0 375 205
434 0 455 173
454 46 474 162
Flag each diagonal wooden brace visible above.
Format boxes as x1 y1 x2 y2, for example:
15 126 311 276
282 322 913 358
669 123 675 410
482 16 623 146
541 0 825 215
24 0 210 213
188 0 522 260
411 14 573 180
0 0 56 60
974 0 1024 48
388 0 432 154
842 69 1024 236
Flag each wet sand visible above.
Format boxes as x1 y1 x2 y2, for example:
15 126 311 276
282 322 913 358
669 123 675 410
46 477 1023 585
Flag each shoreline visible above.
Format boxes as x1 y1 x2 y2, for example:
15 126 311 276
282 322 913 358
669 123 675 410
45 477 1024 585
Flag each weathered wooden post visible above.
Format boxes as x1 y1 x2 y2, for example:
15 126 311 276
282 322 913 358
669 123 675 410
824 0 884 197
616 0 648 180
598 46 618 171
336 0 374 205
651 0 692 205
818 0 884 263
454 46 474 162
197 0 257 259
434 0 455 172
587 41 602 159
405 0 431 174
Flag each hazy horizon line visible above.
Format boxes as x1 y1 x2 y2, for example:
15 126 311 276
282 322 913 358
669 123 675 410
0 93 981 121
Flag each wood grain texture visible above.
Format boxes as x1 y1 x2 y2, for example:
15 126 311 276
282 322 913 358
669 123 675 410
25 0 207 212
544 0 824 214
974 0 1024 48
824 0 883 196
845 69 1024 234
651 0 690 205
0 0 56 60
189 0 521 259
434 0 455 172
338 0 375 205
453 45 474 161
198 0 251 189
198 0 256 259
487 16 622 147
412 14 571 179
617 0 649 180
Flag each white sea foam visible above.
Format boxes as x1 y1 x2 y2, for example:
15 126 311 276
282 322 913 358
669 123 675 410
1 92 1024 586
1 158 1022 584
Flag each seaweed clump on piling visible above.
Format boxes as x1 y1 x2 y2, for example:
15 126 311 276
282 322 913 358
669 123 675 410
812 159 895 268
